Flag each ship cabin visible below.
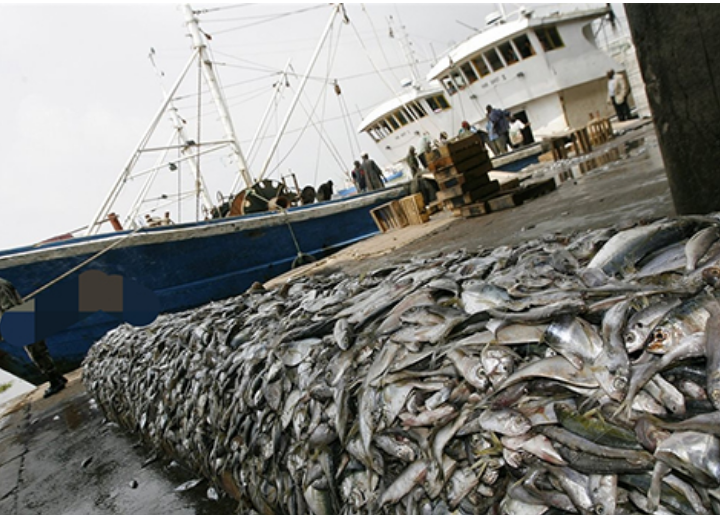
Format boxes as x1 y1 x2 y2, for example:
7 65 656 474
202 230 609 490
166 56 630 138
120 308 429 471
427 5 620 143
357 84 456 167
357 6 622 169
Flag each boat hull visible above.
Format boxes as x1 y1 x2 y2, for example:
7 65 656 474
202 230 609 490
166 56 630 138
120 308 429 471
0 185 409 384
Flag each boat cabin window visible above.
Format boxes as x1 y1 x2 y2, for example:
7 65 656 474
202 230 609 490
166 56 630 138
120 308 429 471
441 76 458 95
426 94 450 112
367 127 381 142
535 26 564 52
395 110 409 126
411 101 427 119
514 34 535 59
471 56 491 78
484 48 505 71
402 106 417 122
381 120 393 135
498 42 519 66
460 62 478 84
451 71 467 90
387 115 400 130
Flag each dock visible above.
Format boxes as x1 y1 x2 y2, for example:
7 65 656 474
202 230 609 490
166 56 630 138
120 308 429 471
0 118 669 514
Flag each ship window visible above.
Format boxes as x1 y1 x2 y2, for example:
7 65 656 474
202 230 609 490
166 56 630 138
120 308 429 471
411 101 427 118
381 120 393 134
499 41 519 65
461 62 478 84
535 26 564 51
426 94 450 112
514 34 535 59
387 116 400 130
436 94 450 110
451 71 467 90
484 48 505 71
441 75 457 95
368 128 380 142
395 110 409 126
403 106 417 122
471 56 491 77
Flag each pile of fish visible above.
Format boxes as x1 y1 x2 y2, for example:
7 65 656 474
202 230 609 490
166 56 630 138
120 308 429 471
84 212 720 514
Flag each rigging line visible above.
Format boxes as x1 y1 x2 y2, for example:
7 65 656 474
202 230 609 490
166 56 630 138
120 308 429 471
196 47 203 222
212 5 327 35
201 4 324 22
195 4 255 15
360 4 402 87
348 14 404 98
297 90 348 175
22 225 148 303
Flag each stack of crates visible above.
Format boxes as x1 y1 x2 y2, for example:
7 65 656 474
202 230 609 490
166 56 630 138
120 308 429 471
425 134 498 217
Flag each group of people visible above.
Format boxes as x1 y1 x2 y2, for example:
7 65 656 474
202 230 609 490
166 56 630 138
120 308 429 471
457 105 530 157
350 153 386 193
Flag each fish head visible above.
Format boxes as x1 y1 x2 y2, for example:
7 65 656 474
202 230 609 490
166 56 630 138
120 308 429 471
703 266 720 288
646 326 672 354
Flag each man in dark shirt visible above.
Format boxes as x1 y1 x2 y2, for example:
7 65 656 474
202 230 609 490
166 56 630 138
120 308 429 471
486 105 511 155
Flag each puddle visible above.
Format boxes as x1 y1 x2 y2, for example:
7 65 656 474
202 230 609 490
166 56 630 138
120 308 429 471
540 136 649 185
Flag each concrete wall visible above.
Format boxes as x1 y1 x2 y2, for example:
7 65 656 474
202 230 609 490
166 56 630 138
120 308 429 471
625 5 720 215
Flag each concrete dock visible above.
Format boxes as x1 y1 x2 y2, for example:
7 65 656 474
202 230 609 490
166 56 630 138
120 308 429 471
0 118 672 514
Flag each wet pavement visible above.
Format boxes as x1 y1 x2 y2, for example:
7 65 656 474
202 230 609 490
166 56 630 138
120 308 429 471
0 117 674 514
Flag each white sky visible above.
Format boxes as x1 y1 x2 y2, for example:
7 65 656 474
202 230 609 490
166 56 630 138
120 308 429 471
0 1 627 250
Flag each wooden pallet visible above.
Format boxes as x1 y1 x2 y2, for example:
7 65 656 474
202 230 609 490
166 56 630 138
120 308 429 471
432 158 493 180
456 202 490 218
437 168 492 191
486 179 557 212
370 200 407 232
443 180 500 210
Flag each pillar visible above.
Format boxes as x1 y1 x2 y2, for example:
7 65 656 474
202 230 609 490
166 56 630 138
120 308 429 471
624 5 720 215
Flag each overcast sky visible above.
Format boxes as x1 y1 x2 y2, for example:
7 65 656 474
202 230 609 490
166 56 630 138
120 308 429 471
0 2 627 251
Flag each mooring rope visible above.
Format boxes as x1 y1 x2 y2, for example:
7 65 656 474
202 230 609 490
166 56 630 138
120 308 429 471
22 225 147 303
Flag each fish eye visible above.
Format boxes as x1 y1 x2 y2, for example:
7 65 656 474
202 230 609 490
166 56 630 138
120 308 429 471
625 333 635 343
594 505 606 515
613 376 628 389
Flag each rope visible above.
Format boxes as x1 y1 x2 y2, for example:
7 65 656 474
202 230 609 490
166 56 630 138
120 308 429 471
22 226 147 303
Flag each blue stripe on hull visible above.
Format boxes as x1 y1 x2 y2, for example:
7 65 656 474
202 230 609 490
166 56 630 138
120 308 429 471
0 186 408 384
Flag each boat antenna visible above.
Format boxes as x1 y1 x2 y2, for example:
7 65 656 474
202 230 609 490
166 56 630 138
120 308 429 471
387 13 422 88
257 3 346 182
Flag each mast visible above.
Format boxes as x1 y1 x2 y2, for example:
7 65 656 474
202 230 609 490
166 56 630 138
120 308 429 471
257 3 346 182
86 4 252 235
182 4 252 188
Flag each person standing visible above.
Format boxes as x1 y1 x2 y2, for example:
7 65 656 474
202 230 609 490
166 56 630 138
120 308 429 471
607 69 632 121
316 180 334 201
486 105 511 154
406 146 438 206
361 153 385 191
416 131 432 168
0 277 68 398
351 160 366 193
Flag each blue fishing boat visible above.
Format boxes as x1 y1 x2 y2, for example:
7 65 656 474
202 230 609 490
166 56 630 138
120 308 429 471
0 4 410 384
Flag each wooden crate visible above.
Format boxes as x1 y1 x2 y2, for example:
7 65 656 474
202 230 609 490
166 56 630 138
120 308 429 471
370 201 407 232
398 193 429 225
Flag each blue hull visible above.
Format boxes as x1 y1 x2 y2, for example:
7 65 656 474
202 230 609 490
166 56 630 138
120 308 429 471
0 185 409 384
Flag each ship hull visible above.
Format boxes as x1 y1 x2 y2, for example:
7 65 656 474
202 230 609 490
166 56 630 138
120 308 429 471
0 185 409 384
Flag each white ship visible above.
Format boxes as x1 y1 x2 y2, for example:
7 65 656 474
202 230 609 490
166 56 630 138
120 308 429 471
357 4 632 168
